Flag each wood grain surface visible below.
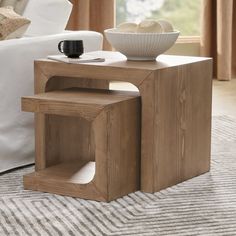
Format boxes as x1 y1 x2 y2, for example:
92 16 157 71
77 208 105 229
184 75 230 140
25 51 212 194
23 87 141 201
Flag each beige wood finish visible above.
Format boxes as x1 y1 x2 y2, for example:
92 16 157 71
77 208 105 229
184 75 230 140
22 88 139 120
23 88 141 202
28 51 212 193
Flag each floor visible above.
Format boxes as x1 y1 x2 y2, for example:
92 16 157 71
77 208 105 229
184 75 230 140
212 79 236 117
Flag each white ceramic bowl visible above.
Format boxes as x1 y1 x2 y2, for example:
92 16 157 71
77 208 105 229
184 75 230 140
104 28 180 61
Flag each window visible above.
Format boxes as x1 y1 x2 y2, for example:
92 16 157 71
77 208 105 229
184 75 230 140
116 0 201 36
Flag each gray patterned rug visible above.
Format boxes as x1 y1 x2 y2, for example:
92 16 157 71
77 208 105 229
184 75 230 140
1 115 236 236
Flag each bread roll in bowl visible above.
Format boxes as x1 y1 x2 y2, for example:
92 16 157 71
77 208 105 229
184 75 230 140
158 20 174 32
116 22 138 33
137 20 163 33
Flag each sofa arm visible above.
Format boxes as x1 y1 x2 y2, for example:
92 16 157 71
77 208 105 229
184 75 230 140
0 30 103 96
0 30 103 53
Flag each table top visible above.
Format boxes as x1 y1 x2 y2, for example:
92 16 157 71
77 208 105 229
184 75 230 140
23 88 140 107
42 51 212 72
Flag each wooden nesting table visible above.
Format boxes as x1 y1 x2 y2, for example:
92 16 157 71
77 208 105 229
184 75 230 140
24 51 212 194
22 88 141 201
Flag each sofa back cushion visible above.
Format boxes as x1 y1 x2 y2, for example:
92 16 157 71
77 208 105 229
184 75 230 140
0 0 28 14
22 0 72 36
0 6 30 40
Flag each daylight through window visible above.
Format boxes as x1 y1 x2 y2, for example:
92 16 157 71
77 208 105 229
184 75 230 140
116 0 201 36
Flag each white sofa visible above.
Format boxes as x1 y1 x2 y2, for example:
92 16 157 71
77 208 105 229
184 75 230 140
0 1 103 173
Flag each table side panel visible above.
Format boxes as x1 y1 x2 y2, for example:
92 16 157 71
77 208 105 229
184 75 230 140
45 115 95 167
107 99 141 200
181 60 212 179
150 59 212 192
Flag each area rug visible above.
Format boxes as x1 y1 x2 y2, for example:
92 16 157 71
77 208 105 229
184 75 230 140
1 115 236 236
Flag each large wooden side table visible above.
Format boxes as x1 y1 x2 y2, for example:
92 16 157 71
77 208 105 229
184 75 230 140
28 51 212 193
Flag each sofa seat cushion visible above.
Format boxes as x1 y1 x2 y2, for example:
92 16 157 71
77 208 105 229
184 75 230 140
0 0 28 14
0 6 30 40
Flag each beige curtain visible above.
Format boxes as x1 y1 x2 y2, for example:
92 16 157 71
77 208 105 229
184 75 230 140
67 0 115 50
201 0 236 81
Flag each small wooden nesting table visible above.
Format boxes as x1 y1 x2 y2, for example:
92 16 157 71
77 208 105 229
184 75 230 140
24 51 212 194
22 88 141 201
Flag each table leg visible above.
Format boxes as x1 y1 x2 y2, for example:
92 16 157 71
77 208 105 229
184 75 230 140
139 75 156 192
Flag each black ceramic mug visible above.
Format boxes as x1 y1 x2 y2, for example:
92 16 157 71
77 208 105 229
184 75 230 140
58 40 84 58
